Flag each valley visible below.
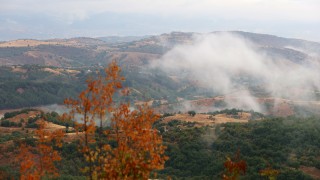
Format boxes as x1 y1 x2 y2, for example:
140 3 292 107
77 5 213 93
1 31 320 117
1 31 320 179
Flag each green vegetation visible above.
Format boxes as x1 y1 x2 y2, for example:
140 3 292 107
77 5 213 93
0 120 21 127
25 115 40 128
42 111 74 130
0 64 208 110
207 108 265 120
154 116 319 179
0 109 319 179
0 65 86 109
0 131 24 144
188 110 196 116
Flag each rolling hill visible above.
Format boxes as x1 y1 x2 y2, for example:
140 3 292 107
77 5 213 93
0 31 320 116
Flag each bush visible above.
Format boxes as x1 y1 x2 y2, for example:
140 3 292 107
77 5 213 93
1 120 19 127
162 113 174 118
188 110 196 117
1 120 10 127
25 123 39 128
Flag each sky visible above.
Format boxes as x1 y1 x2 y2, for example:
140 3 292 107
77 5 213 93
0 0 320 41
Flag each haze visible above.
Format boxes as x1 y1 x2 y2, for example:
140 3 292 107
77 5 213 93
1 0 320 41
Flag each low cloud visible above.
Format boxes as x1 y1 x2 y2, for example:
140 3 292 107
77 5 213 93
151 32 320 112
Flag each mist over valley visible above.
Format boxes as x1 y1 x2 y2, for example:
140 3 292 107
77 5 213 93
1 31 320 117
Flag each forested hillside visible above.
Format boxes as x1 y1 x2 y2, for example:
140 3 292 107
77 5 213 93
156 116 320 179
1 110 319 179
0 65 86 109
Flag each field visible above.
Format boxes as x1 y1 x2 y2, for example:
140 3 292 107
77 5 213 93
162 113 249 127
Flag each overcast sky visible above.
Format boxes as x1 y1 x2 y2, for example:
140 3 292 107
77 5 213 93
1 0 320 41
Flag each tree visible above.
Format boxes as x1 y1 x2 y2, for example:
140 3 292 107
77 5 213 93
222 150 247 180
17 120 64 179
64 61 168 179
101 104 167 179
188 110 196 117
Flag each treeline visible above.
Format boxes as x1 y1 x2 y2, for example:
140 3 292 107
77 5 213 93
207 108 265 120
154 116 320 179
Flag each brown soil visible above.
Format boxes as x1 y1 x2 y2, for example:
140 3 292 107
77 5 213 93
11 66 27 73
43 67 62 75
300 166 320 179
0 39 56 47
44 122 68 131
155 95 320 117
0 39 90 48
135 100 153 106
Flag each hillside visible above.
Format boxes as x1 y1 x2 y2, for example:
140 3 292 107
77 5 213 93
0 31 320 116
2 31 319 67
154 115 320 179
1 108 320 179
0 65 86 109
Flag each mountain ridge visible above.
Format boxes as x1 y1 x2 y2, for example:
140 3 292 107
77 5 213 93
1 31 320 47
0 31 320 116
2 30 312 68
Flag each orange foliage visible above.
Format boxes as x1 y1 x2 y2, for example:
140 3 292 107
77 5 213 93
17 120 64 179
222 150 247 180
64 61 124 179
260 166 280 180
18 144 38 180
64 61 167 179
101 104 168 179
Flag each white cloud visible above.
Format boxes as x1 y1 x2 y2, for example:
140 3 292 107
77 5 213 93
151 33 320 112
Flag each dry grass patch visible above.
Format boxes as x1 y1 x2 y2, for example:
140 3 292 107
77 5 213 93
43 68 62 75
11 66 27 73
163 113 249 127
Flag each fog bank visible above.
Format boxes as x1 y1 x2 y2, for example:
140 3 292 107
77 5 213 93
151 33 320 112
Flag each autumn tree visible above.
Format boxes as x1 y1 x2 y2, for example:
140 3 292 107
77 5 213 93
101 104 167 179
64 61 167 179
17 120 64 179
222 150 247 180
